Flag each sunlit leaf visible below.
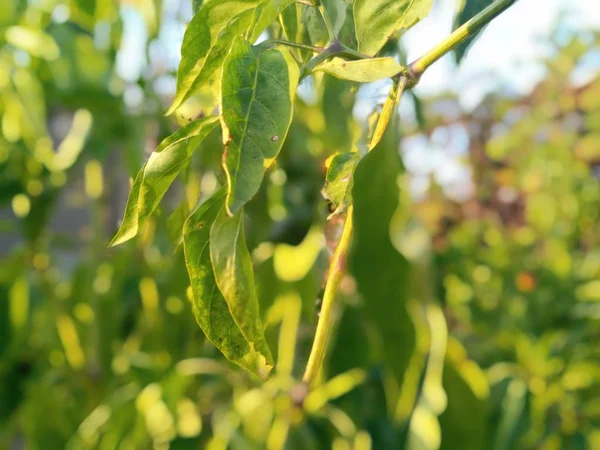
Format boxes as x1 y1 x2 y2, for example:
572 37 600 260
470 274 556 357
312 57 403 82
220 36 299 215
167 0 293 115
183 188 271 375
247 0 295 42
167 0 258 115
354 0 433 56
110 116 219 246
322 152 359 217
5 26 60 60
210 205 273 376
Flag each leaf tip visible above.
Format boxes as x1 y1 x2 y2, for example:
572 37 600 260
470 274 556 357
108 225 136 247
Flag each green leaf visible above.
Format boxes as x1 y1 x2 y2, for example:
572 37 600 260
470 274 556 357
312 57 403 82
110 116 219 246
453 0 493 63
183 188 272 376
439 344 489 450
280 3 303 43
323 0 347 36
210 204 273 375
220 37 299 215
348 117 417 394
303 6 329 46
247 0 295 42
191 0 203 15
322 152 359 217
354 0 434 56
167 0 288 115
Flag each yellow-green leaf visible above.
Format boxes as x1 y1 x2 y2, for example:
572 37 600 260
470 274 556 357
220 37 299 215
167 0 293 115
313 57 403 82
110 116 219 246
354 0 434 56
183 188 271 376
210 205 273 376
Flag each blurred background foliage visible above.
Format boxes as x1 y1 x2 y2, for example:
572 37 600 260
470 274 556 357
0 0 599 449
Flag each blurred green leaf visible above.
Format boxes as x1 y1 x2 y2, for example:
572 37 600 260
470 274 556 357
349 117 416 396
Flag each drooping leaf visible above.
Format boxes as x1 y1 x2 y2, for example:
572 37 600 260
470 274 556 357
167 0 291 115
220 37 299 215
110 116 219 246
354 0 434 56
322 152 359 217
183 188 272 375
349 113 417 395
210 204 273 375
312 57 403 82
453 0 493 63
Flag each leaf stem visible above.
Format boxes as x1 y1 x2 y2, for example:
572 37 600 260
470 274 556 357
302 207 354 385
262 39 324 54
406 0 518 85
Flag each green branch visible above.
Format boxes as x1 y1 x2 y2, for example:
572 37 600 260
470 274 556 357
406 0 518 84
302 207 354 385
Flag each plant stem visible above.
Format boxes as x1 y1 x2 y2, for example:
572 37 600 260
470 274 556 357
262 39 324 54
370 76 407 150
302 208 354 385
406 0 518 83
